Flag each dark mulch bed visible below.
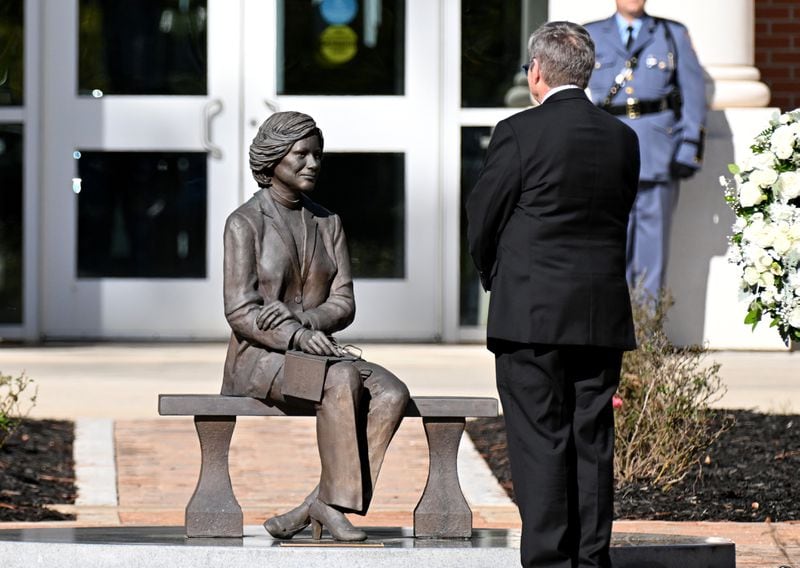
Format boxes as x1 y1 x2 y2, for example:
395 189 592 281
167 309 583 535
0 420 76 521
466 409 800 522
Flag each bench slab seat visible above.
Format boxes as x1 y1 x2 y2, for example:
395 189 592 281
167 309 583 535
158 394 498 540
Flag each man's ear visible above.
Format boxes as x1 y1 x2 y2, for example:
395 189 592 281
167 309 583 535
527 59 538 90
527 58 543 96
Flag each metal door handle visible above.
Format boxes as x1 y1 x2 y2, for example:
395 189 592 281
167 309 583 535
202 99 224 159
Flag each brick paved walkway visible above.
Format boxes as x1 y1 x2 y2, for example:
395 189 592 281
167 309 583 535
0 417 798 565
1 344 799 564
114 417 516 529
114 418 800 566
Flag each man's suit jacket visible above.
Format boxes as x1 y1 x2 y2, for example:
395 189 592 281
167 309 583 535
466 89 639 351
585 14 707 182
221 188 355 398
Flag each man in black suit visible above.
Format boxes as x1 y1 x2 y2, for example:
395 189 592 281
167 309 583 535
466 21 639 568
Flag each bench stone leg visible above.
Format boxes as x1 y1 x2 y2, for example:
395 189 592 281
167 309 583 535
413 417 472 538
186 416 243 538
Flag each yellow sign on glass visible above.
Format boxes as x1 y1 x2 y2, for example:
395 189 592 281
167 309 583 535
319 25 358 65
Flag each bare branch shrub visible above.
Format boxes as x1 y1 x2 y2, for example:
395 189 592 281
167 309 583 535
614 288 731 488
0 371 37 449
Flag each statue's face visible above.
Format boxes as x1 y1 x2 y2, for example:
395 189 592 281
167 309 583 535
272 135 322 194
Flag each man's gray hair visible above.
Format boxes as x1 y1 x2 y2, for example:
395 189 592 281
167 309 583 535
527 21 595 89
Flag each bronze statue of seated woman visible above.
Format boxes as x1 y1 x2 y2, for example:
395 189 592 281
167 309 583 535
220 111 409 542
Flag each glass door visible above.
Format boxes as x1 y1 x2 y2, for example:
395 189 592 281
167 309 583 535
41 0 241 338
242 0 442 339
0 0 25 338
0 0 36 340
441 0 548 341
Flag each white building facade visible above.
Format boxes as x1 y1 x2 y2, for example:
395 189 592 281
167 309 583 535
0 0 781 347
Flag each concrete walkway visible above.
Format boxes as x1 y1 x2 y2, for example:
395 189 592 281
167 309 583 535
0 343 799 566
0 343 798 418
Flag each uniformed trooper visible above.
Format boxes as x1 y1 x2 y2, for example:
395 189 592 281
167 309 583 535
585 0 707 303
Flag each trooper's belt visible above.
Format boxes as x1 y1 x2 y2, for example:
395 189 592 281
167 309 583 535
601 96 675 119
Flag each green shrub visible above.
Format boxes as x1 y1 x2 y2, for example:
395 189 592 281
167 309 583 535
614 289 730 489
0 371 37 449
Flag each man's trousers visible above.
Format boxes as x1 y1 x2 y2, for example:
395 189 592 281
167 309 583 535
493 341 622 568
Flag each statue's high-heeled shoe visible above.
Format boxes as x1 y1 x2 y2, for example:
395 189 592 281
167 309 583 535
263 487 319 539
309 499 368 542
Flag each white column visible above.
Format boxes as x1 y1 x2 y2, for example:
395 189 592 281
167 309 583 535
548 0 770 108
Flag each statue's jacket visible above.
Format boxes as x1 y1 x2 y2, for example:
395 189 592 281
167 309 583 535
221 188 355 398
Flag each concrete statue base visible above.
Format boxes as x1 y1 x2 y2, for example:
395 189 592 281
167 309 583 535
0 526 735 568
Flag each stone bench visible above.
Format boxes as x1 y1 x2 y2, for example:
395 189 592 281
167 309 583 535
158 394 498 540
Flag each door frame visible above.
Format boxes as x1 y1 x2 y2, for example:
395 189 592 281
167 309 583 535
443 0 541 342
0 0 41 341
39 0 242 339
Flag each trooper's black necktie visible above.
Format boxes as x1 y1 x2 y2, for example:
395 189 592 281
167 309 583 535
625 25 634 50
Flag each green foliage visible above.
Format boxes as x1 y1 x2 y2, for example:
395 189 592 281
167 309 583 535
614 288 730 489
745 301 763 329
0 371 37 449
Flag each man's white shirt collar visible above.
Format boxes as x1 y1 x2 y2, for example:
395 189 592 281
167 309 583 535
541 85 582 104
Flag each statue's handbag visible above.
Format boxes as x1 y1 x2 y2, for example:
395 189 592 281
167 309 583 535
282 349 359 403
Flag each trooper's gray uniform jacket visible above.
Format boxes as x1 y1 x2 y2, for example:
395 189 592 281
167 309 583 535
586 13 707 181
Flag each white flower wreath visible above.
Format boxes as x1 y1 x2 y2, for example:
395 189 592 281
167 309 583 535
721 110 800 344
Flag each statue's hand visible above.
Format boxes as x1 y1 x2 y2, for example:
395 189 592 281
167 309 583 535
295 329 339 356
256 301 299 330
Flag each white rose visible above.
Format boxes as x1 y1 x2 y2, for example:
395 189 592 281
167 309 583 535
768 202 796 222
780 113 793 125
732 216 747 233
743 223 774 248
773 224 793 255
753 151 777 170
750 167 779 188
747 246 774 272
760 287 777 304
789 307 800 329
738 154 754 172
771 125 796 159
741 243 758 263
789 271 800 294
756 255 773 273
761 271 776 288
775 171 800 201
742 243 763 262
743 266 760 286
739 181 767 207
774 235 792 255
